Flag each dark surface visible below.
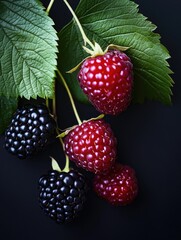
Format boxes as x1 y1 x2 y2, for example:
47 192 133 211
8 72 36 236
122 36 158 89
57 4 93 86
0 0 181 239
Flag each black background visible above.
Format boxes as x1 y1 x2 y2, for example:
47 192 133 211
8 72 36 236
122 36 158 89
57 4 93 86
0 0 181 239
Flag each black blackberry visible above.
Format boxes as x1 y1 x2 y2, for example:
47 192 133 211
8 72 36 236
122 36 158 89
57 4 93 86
4 104 56 159
38 169 88 223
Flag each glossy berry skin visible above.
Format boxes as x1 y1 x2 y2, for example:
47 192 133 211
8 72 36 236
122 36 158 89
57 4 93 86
4 104 56 159
64 119 117 174
38 169 88 224
78 50 133 115
93 163 138 206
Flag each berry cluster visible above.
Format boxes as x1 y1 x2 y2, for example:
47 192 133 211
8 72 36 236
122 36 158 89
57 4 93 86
3 47 138 224
3 48 138 223
3 0 139 220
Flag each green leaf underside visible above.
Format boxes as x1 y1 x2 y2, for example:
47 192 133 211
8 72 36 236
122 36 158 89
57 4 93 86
0 0 58 99
0 97 17 134
58 0 173 104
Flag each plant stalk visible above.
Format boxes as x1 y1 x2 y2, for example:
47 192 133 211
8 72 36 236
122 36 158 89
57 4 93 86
54 128 70 172
56 69 82 125
46 0 55 13
63 0 95 50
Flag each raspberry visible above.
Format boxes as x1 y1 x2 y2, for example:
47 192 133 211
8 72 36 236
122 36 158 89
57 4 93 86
4 104 56 159
64 119 117 174
78 50 133 115
38 169 88 223
93 163 138 206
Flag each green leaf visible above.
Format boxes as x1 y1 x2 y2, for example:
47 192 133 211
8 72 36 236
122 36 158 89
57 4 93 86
58 0 173 104
0 0 58 99
0 97 17 134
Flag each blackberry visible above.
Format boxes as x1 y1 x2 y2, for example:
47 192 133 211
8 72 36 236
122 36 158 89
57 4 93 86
4 104 56 159
38 169 88 223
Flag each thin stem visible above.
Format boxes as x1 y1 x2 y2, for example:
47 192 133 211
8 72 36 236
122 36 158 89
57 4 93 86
58 134 65 148
56 128 64 151
64 155 70 172
57 69 82 125
56 128 70 173
56 129 64 151
63 0 95 50
46 0 55 13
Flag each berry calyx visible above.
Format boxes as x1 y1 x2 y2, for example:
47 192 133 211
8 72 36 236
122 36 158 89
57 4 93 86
63 119 117 174
78 50 133 115
38 159 88 224
4 104 56 159
93 163 138 206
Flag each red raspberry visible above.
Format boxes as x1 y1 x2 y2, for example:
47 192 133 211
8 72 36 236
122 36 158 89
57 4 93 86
93 163 138 206
78 50 133 115
63 120 117 174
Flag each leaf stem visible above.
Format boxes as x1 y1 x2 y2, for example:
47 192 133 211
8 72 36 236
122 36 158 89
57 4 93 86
63 0 95 50
56 69 82 125
46 0 55 13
